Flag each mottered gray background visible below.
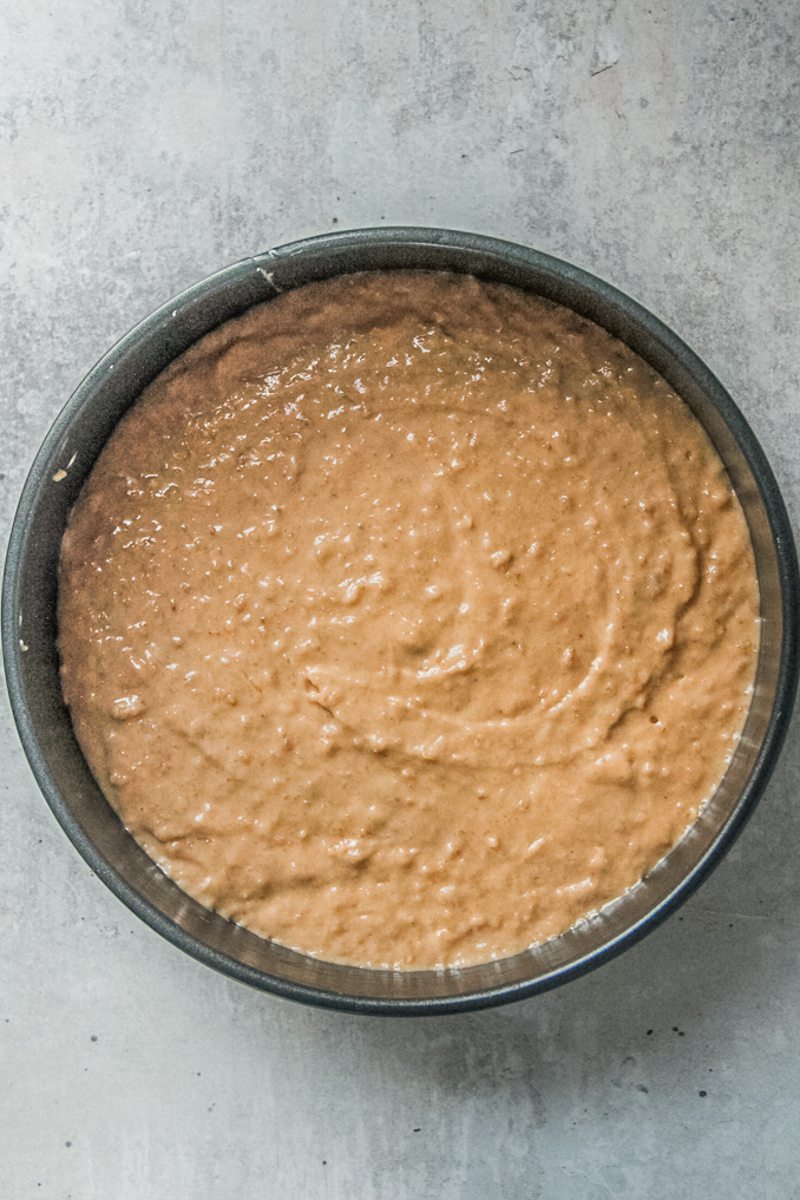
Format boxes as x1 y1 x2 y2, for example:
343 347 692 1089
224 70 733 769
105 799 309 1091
2 2 799 1196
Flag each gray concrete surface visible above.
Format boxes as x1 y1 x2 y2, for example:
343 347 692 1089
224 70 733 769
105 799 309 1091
2 2 799 1196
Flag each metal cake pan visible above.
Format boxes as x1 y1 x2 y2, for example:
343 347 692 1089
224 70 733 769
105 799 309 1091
3 227 798 1013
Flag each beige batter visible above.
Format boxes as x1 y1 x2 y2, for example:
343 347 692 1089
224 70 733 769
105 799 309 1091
58 272 759 968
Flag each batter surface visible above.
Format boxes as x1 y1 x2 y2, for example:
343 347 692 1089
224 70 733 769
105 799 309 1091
59 272 759 968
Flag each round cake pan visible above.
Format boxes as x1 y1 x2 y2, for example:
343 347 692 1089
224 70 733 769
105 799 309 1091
3 228 798 1014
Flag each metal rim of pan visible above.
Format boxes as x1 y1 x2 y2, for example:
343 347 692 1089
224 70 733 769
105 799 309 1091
3 227 798 1014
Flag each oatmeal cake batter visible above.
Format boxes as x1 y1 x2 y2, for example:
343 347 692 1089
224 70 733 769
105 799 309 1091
58 272 759 968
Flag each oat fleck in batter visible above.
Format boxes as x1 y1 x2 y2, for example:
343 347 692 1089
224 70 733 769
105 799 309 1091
59 273 759 968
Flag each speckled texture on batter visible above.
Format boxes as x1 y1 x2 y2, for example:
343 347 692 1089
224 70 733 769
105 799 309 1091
58 272 758 968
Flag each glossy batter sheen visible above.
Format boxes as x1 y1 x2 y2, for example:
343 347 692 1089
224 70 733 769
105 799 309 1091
58 272 759 968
